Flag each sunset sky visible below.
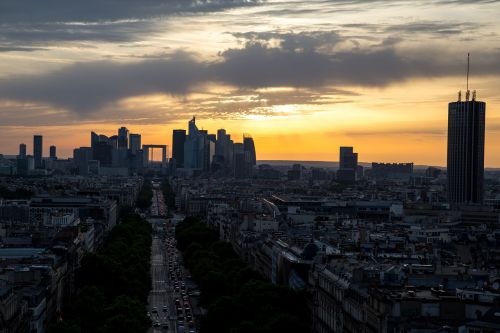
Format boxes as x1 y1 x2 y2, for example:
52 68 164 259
1 0 500 166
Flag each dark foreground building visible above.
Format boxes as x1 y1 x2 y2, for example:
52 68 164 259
447 91 485 205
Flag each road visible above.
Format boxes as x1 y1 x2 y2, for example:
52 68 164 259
148 221 175 333
147 181 194 333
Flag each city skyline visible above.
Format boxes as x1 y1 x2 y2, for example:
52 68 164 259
1 1 500 165
2 2 500 332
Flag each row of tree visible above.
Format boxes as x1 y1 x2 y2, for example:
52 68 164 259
51 212 152 333
175 217 310 333
135 180 153 210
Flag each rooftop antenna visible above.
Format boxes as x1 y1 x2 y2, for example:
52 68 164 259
465 53 470 101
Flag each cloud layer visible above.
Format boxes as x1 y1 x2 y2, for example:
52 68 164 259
0 0 260 50
1 29 500 113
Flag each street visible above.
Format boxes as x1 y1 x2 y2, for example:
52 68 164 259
147 181 194 333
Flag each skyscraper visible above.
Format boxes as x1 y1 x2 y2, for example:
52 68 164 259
184 117 206 169
447 90 485 205
129 134 141 154
339 147 358 169
337 146 358 183
118 127 129 149
73 147 93 175
91 131 99 148
33 135 43 169
172 129 186 168
242 134 256 178
19 143 26 158
50 145 57 159
243 135 256 167
233 143 246 178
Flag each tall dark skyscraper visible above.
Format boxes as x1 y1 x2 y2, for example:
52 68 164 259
49 145 57 159
243 135 256 166
19 143 26 158
33 135 43 169
129 134 141 154
337 146 358 183
339 146 358 169
172 129 186 168
118 127 129 149
447 91 486 205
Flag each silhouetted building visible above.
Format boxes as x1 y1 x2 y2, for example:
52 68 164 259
109 135 118 149
49 145 57 159
129 134 141 154
371 162 413 179
184 117 210 170
447 92 485 205
33 135 43 169
234 143 246 178
337 146 358 183
73 147 92 175
172 129 186 168
243 135 256 166
91 131 99 148
92 141 113 167
16 155 34 175
117 127 129 149
19 143 26 158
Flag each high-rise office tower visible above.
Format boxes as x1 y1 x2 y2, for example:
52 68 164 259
242 135 256 178
118 127 129 148
129 134 141 154
73 147 93 175
215 129 228 160
33 135 43 169
337 146 358 183
172 129 186 168
447 90 485 205
49 145 57 159
19 143 26 158
109 135 119 149
93 141 113 166
91 132 99 148
207 134 216 143
243 135 256 166
339 147 358 169
233 143 246 178
184 117 206 169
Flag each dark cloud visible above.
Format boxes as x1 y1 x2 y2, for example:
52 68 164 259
0 0 261 49
0 0 261 23
215 41 500 87
0 21 156 47
0 52 208 112
1 31 500 113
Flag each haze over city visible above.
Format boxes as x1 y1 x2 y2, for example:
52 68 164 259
1 0 500 165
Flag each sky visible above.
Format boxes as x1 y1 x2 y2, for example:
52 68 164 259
0 0 500 166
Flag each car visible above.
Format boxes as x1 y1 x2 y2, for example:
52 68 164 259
152 307 158 313
153 321 160 328
163 306 168 312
